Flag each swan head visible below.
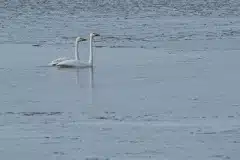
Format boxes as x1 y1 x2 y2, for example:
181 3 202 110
76 37 87 42
90 33 100 37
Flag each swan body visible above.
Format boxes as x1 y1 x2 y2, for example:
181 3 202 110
56 59 92 68
49 37 87 66
49 57 70 66
56 33 100 68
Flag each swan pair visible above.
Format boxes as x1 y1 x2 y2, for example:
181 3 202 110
49 33 100 68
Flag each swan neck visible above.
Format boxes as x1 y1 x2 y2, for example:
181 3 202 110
75 40 80 60
89 36 93 65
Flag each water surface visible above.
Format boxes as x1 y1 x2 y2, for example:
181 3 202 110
0 0 240 159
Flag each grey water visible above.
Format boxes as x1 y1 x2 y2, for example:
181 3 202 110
0 0 240 159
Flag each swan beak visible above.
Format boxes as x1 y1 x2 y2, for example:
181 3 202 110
95 33 100 36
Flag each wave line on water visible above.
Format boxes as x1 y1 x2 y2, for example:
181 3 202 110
70 120 209 127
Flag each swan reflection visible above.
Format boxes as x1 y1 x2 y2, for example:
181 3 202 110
75 67 94 88
75 67 95 106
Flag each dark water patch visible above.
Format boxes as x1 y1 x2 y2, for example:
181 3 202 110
0 67 12 72
194 127 240 136
104 111 115 114
2 112 15 115
210 154 231 160
233 140 240 143
137 113 161 121
221 29 240 37
219 128 240 134
191 127 218 135
0 112 63 116
109 45 137 48
94 116 109 120
191 130 214 135
117 139 144 144
53 151 65 155
21 112 63 116
27 100 41 103
93 116 123 121
180 113 240 121
100 127 112 131
85 157 110 160
212 115 219 119
70 136 82 141
54 136 65 139
90 112 175 122
91 111 123 121
32 44 41 47
44 135 81 139
183 116 207 119
125 149 161 157
199 131 217 135
95 45 106 48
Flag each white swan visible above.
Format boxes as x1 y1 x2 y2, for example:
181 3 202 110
56 33 100 68
48 37 87 66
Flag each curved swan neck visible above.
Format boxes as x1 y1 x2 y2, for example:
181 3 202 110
75 39 80 60
89 36 93 65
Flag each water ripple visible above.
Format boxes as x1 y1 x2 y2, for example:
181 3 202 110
1 0 240 48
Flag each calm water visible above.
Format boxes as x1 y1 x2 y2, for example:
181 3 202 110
0 0 240 159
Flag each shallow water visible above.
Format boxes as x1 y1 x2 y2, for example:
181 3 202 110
1 0 240 159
